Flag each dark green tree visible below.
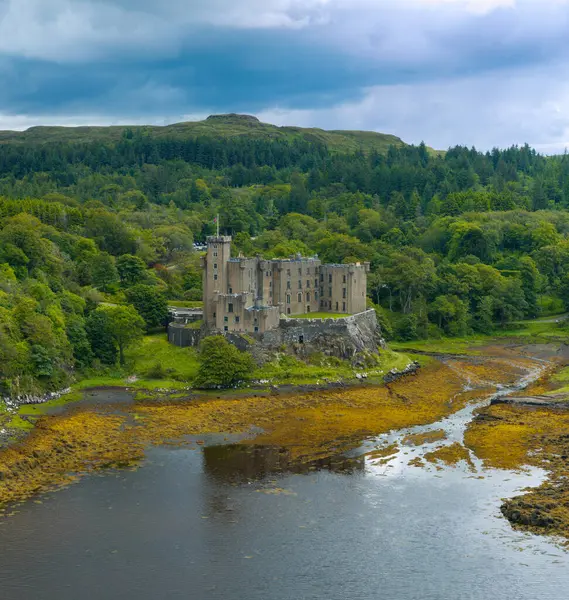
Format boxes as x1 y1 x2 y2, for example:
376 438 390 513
125 284 169 329
195 336 254 388
117 254 148 287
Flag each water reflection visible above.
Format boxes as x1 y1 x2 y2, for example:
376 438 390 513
202 444 365 483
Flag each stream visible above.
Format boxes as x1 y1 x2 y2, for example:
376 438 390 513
1 349 568 600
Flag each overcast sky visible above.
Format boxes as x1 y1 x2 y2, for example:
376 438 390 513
1 0 569 152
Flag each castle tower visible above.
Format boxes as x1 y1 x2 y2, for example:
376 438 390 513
202 235 232 327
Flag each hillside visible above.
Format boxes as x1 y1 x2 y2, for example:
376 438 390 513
0 113 408 155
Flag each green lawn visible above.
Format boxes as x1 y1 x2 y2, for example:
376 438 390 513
168 300 203 309
53 334 199 403
290 312 348 320
124 333 200 381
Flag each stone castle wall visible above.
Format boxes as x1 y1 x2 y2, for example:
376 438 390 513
168 309 384 361
260 309 384 358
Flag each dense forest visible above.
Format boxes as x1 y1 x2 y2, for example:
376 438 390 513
2 114 569 396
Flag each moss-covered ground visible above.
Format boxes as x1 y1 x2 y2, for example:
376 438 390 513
464 353 569 541
465 403 569 539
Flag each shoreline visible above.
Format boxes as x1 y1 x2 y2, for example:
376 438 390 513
0 359 470 508
3 338 569 543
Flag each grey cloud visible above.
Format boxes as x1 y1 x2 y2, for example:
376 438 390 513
1 0 569 68
257 61 569 152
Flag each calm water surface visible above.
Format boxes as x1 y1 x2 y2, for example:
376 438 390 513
0 437 567 600
1 360 568 600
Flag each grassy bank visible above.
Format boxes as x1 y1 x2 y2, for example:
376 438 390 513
391 315 568 355
0 333 415 430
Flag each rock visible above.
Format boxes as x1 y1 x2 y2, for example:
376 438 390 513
383 361 421 384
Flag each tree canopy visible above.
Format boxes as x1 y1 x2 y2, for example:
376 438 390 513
2 127 569 394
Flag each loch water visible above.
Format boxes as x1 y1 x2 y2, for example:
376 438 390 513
0 433 567 600
2 354 569 600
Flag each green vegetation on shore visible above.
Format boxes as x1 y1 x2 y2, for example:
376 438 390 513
4 114 569 398
391 315 569 354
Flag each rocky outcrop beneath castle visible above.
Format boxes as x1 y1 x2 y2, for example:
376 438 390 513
259 310 384 360
167 309 385 363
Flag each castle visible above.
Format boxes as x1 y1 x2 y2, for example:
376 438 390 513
201 236 370 335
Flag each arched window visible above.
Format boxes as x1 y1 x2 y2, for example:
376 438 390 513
297 293 302 303
306 292 311 302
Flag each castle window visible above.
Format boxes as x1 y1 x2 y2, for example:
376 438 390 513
336 302 339 310
306 292 311 302
287 281 291 289
213 251 218 257
343 275 347 283
254 326 259 333
297 293 302 302
287 308 291 314
214 264 218 269
320 287 323 296
224 326 228 332
315 279 318 287
298 268 302 275
224 316 228 323
329 274 332 283
298 280 302 289
343 302 346 311
287 295 291 304
329 287 332 297
213 312 216 318
315 291 319 300
287 269 291 276
229 287 233 294
235 316 240 324
214 274 218 281
228 303 234 313
320 274 324 282
343 288 347 299
306 280 310 288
